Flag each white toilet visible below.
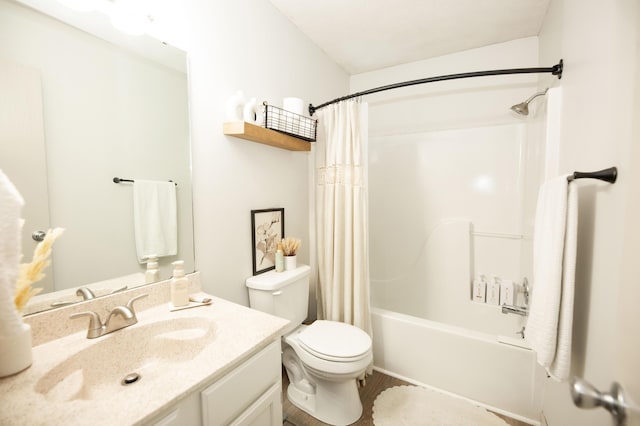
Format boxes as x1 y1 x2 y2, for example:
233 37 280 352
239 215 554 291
246 264 372 426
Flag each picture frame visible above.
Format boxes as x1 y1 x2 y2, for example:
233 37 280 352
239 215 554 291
251 208 285 275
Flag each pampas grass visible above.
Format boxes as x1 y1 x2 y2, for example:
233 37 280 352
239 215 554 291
281 237 301 256
14 227 64 312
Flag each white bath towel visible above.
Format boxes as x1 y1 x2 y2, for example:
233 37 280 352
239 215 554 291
526 174 578 381
0 170 26 337
133 180 177 263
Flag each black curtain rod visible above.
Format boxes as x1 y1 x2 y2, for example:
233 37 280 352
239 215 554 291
308 59 564 116
113 177 177 186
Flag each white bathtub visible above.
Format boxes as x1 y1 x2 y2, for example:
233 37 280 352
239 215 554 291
371 307 543 424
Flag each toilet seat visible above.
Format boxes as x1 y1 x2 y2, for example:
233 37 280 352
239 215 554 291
297 320 371 362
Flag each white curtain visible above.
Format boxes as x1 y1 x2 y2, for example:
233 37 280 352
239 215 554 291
315 100 372 336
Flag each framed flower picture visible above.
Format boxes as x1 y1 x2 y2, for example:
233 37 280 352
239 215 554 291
250 208 284 275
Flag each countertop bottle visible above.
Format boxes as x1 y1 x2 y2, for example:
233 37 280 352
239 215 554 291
145 255 160 284
275 242 284 272
171 260 189 307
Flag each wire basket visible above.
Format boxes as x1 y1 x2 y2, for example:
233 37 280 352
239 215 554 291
263 104 317 142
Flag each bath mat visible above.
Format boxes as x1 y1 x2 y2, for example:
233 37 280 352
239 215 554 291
372 385 509 426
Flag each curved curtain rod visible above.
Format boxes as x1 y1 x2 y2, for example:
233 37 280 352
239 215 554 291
308 59 563 116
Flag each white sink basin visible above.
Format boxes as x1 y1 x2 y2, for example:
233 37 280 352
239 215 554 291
35 316 215 402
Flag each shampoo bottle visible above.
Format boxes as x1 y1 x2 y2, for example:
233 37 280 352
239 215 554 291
500 279 515 306
275 242 284 272
486 275 501 305
170 260 189 307
472 274 487 303
145 255 160 284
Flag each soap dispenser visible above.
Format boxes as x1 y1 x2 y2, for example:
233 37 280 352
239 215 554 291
170 260 189 307
145 255 160 284
275 242 284 272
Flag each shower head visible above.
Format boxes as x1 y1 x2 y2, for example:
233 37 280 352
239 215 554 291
510 88 549 116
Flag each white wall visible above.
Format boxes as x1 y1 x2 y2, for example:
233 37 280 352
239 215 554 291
160 0 349 306
537 0 640 424
351 38 541 336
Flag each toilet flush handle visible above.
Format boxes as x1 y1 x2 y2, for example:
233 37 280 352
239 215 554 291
272 291 282 296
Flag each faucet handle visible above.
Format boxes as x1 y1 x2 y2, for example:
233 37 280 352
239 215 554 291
126 294 148 313
70 311 103 330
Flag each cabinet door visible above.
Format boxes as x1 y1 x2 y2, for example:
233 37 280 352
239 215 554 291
150 390 201 426
201 341 281 426
231 383 282 426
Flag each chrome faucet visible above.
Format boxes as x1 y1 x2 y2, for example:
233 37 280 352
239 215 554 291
50 287 97 307
51 285 129 308
70 294 148 339
76 287 97 300
501 304 528 316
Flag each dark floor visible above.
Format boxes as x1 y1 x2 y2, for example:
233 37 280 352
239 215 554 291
281 369 530 426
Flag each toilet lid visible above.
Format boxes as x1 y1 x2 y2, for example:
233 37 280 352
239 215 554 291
297 320 371 361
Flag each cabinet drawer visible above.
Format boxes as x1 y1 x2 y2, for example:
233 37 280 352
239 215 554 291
201 340 281 426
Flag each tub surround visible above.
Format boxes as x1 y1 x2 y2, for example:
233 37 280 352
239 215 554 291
0 272 290 425
371 308 543 424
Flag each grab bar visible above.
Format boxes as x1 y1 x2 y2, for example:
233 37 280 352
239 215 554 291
501 304 528 316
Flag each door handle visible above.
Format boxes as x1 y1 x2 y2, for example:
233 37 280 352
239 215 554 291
571 377 626 425
32 230 46 242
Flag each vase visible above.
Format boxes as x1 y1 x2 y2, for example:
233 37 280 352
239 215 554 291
0 323 32 378
284 255 297 271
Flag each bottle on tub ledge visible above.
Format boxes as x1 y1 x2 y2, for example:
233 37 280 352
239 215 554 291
500 279 515 306
486 275 501 305
170 260 189 307
472 274 487 303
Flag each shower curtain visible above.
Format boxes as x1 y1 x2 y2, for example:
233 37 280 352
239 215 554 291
315 100 372 336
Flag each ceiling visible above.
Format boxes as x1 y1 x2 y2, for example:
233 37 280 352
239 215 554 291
268 0 551 74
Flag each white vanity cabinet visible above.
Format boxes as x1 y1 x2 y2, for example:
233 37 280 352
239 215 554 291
150 340 282 426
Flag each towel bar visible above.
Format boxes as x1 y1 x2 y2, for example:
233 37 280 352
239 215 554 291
113 177 177 186
567 167 617 183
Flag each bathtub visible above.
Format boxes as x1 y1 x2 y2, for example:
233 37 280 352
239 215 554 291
371 307 544 424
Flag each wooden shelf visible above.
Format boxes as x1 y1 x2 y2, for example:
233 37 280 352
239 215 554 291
223 121 311 151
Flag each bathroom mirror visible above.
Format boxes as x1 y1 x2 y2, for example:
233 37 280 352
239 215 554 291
0 0 194 315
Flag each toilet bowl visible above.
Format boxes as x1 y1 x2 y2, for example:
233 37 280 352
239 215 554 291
246 266 372 426
283 321 372 425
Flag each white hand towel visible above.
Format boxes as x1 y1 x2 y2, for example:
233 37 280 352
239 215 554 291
526 174 578 381
0 170 26 336
133 180 177 263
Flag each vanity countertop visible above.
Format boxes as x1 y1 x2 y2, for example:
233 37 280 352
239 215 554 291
0 293 289 425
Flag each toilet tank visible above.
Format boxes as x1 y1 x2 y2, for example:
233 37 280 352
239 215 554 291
246 264 310 334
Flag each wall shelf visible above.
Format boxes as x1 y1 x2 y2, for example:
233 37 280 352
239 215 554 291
223 121 311 152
